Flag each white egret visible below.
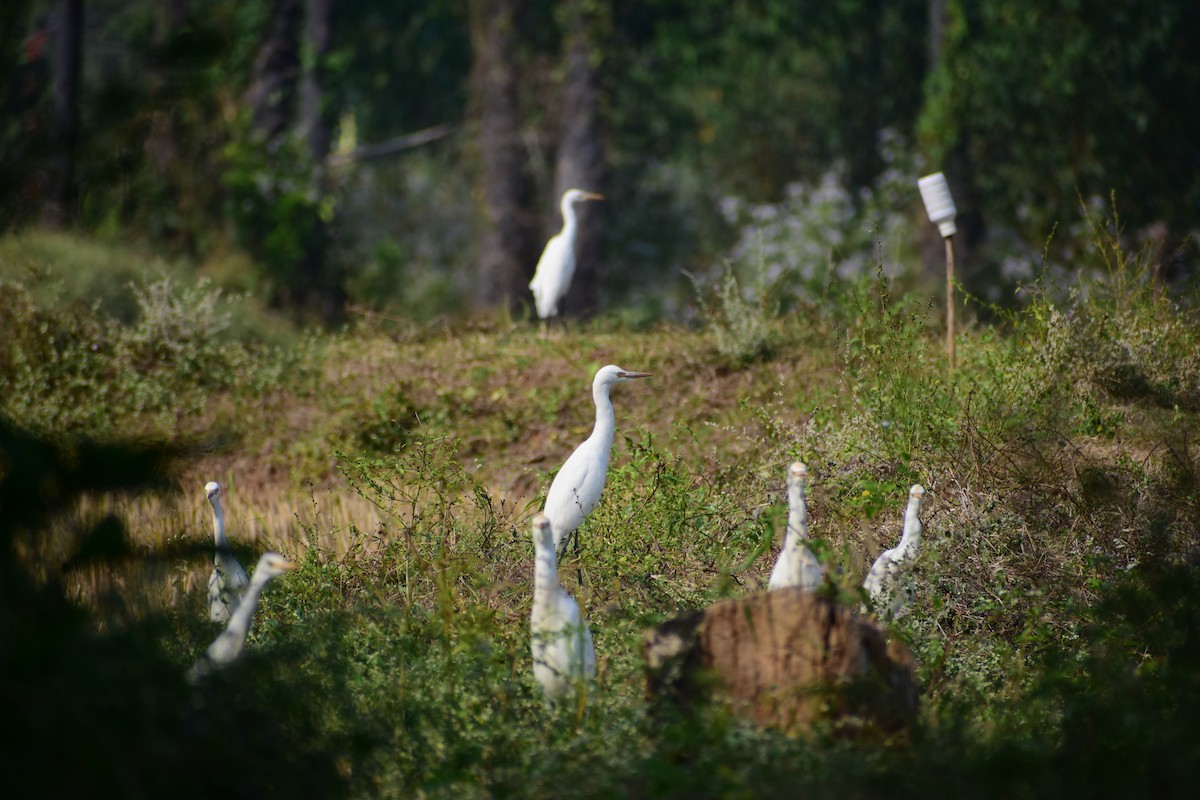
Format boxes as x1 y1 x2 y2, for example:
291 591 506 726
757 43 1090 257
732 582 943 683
768 461 824 591
205 481 249 623
543 364 651 558
530 514 595 703
529 188 604 319
863 484 926 619
188 551 297 682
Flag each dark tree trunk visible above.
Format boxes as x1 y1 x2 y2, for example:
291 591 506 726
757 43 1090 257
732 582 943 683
244 0 302 144
44 0 82 227
470 0 535 311
298 0 334 164
296 0 344 324
555 0 608 317
928 0 946 68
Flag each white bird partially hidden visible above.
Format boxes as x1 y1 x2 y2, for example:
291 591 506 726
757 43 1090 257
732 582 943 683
189 551 297 683
768 461 824 591
529 188 604 319
543 364 651 558
530 514 595 704
205 481 249 623
863 484 926 619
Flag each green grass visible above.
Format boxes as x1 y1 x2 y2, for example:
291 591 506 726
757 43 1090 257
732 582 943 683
2 222 1199 797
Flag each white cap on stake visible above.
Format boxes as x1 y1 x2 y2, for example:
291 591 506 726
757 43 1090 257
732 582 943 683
918 172 957 237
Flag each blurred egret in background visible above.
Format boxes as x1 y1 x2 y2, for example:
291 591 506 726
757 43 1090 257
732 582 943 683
529 188 604 319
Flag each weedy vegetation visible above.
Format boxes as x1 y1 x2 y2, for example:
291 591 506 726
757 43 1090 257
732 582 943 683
2 213 1199 798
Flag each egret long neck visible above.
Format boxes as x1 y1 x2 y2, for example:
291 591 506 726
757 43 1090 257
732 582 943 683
785 478 808 546
534 536 560 601
560 196 579 238
210 498 229 549
217 572 268 657
895 499 923 563
591 380 617 438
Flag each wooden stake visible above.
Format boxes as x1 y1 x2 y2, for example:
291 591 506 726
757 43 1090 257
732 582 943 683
945 235 956 370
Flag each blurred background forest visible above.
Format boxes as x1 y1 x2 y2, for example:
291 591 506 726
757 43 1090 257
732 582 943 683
1 0 1198 326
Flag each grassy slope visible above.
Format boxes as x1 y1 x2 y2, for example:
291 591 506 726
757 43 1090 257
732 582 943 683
4 231 1200 797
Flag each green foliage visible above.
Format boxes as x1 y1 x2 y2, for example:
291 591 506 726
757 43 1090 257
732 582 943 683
690 265 776 365
0 267 312 438
919 0 1200 242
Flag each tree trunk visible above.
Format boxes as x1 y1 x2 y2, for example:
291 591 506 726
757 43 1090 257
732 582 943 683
928 0 947 68
470 0 535 311
298 0 335 164
244 0 302 144
555 0 608 317
44 0 83 227
296 0 344 324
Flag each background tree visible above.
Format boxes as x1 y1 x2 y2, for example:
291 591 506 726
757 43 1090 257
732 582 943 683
554 0 608 317
43 0 82 227
470 0 535 311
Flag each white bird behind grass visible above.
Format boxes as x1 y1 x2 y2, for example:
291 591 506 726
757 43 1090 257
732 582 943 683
863 485 926 619
529 188 604 319
768 461 824 591
543 364 651 558
205 481 249 623
530 514 595 704
189 551 297 682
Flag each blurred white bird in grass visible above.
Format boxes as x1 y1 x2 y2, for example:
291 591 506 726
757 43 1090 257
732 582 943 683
205 481 248 623
863 485 926 619
529 514 595 705
768 461 824 591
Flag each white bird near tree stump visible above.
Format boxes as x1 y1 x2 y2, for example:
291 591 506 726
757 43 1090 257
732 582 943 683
205 481 249 623
543 364 651 558
530 514 596 704
768 461 824 591
189 551 297 682
863 485 926 619
529 188 604 319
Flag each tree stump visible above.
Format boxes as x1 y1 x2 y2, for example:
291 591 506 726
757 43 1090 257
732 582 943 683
644 588 918 735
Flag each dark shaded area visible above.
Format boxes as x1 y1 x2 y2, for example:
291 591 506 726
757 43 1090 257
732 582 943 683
0 417 349 798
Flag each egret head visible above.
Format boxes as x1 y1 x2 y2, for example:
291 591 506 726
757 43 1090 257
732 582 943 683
593 364 652 390
254 551 298 580
909 485 926 505
532 513 554 549
789 461 808 481
205 481 221 501
563 188 604 205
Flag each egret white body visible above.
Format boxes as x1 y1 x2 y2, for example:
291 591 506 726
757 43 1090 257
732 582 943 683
863 485 926 619
205 481 249 623
529 188 604 319
543 364 651 556
530 514 595 703
189 551 297 682
768 462 824 591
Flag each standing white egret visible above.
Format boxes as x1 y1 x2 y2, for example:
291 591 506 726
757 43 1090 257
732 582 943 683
529 188 604 319
188 551 297 682
768 461 824 591
530 514 595 703
863 484 926 619
205 481 249 623
543 364 651 558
